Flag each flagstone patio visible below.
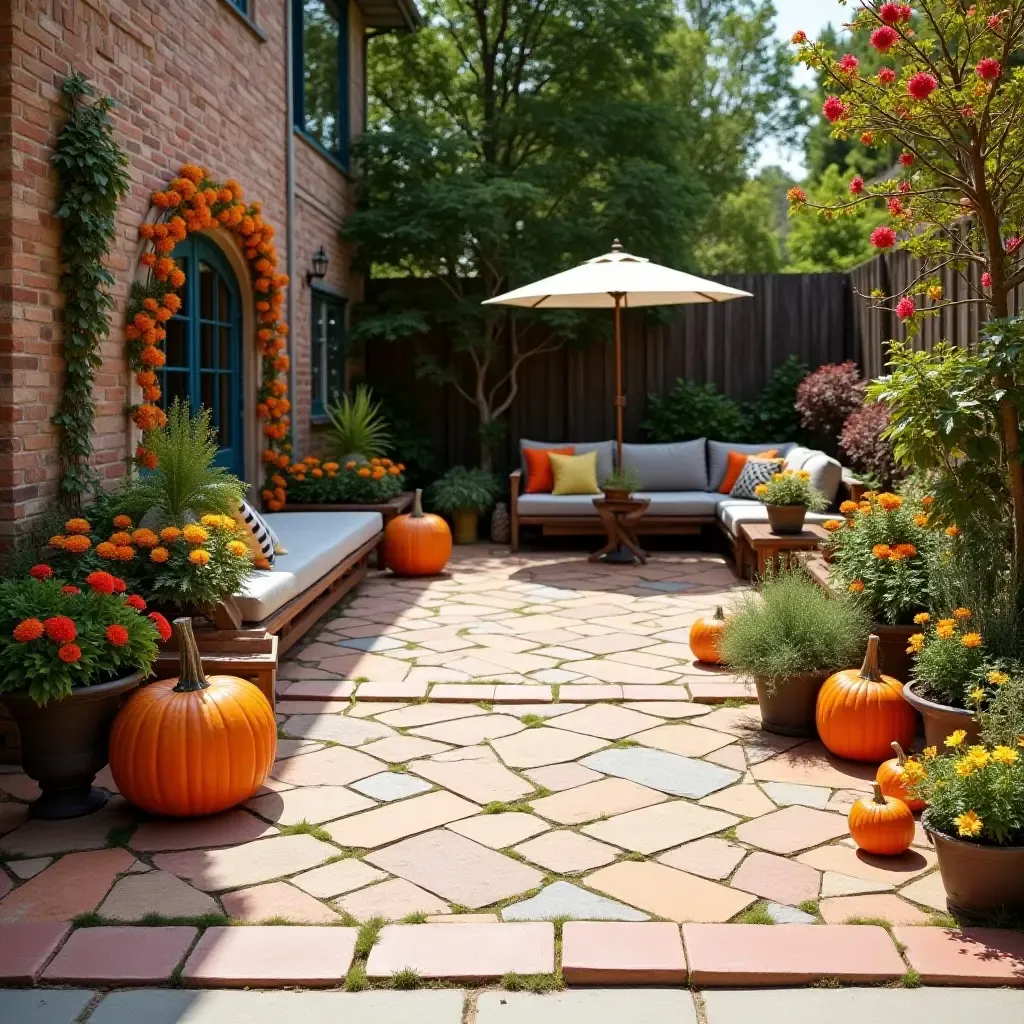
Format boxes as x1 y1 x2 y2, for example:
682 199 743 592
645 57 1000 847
2 547 1024 991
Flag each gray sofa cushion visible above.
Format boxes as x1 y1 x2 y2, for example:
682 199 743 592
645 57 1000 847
518 491 718 518
521 439 614 488
621 439 708 491
707 440 795 491
715 498 833 537
517 493 601 517
783 446 843 502
635 491 718 516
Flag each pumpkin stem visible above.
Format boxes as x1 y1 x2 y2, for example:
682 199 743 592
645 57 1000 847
411 489 424 518
713 605 725 622
871 782 888 805
891 741 907 766
172 617 210 693
860 634 882 683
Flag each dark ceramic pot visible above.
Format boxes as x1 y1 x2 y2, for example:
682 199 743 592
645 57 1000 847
755 670 830 737
766 504 807 535
872 623 920 683
925 817 1024 920
0 670 144 819
903 681 982 748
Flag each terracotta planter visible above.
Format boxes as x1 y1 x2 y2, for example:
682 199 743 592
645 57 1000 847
452 508 479 545
766 504 807 535
0 670 144 819
925 819 1024 919
904 680 982 748
601 487 631 501
872 622 918 683
755 670 830 737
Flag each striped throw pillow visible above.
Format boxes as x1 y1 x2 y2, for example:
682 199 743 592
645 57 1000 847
730 458 784 500
232 500 275 569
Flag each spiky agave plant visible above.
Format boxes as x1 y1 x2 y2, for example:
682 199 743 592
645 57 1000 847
325 385 391 462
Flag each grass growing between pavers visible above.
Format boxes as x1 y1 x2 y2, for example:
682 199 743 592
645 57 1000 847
277 820 334 842
735 901 775 925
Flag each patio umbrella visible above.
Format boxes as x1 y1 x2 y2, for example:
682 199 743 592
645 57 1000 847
483 241 752 470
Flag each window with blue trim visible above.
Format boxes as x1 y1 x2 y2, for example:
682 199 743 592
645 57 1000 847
293 0 350 165
228 0 249 13
311 291 347 419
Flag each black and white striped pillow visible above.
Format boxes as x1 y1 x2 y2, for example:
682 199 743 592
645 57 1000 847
730 458 783 500
234 499 275 569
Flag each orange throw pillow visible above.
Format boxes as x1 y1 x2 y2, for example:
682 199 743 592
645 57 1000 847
524 446 575 493
719 449 778 494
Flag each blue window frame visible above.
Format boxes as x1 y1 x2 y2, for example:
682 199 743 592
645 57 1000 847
293 0 350 166
228 0 249 13
311 290 347 420
162 236 245 476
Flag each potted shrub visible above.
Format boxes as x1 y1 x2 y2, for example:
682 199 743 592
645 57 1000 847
0 573 162 819
720 568 872 736
753 468 828 535
429 467 499 545
324 384 391 464
600 468 640 502
828 490 942 680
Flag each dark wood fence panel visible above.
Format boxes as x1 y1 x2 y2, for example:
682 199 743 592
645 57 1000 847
365 273 855 471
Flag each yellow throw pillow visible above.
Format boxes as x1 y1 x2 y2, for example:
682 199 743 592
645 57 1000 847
549 450 601 496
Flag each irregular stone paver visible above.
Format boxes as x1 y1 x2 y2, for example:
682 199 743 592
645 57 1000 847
326 791 480 849
581 748 739 798
895 927 1024 986
0 921 71 982
347 701 409 718
819 893 932 925
291 858 388 899
427 913 500 923
657 837 747 880
513 703 584 719
623 701 710 718
0 773 40 801
491 728 607 769
366 922 554 979
820 871 894 897
760 782 832 809
377 704 487 728
586 861 756 923
281 714 394 746
704 745 747 770
552 704 662 740
182 925 358 987
796 843 936 884
5 857 51 880
350 772 434 802
42 925 195 984
131 810 277 852
730 852 820 905
279 680 355 700
764 902 817 924
736 806 849 855
336 878 450 921
0 802 29 836
699 784 776 818
245 787 375 825
358 736 452 762
366 829 544 909
751 741 875 791
413 749 534 803
502 881 648 922
514 831 619 873
898 870 948 912
584 801 738 854
411 715 525 746
221 881 341 923
153 835 335 892
684 923 905 984
632 723 736 758
0 797 136 857
270 745 384 786
477 990 697 1024
524 762 604 792
447 812 549 849
530 778 666 825
98 869 219 921
561 921 686 983
0 847 134 923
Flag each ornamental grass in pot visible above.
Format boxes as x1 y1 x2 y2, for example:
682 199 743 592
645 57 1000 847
0 573 162 819
754 468 828 535
429 467 499 545
720 567 872 736
600 468 640 502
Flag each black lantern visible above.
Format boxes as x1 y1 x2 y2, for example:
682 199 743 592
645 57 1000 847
306 246 329 285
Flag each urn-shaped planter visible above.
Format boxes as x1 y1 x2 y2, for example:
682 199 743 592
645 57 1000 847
903 681 982 748
766 504 807 535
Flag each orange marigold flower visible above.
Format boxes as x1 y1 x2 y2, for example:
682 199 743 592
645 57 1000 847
149 546 170 563
148 611 173 642
872 544 892 559
961 632 982 648
358 467 371 478
168 269 185 288
143 297 159 312
116 545 135 561
66 517 92 534
311 468 323 478
946 524 961 537
112 515 132 530
163 293 182 313
848 580 865 593
876 492 903 511
58 643 82 663
85 570 116 594
893 543 917 558
954 607 971 619
189 548 212 566
63 535 91 555
227 540 249 558
109 531 133 545
131 528 159 548
182 524 209 544
49 535 66 549
140 252 157 268
840 500 858 515
13 618 45 642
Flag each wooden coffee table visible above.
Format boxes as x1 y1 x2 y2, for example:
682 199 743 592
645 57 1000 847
589 497 651 564
738 521 829 579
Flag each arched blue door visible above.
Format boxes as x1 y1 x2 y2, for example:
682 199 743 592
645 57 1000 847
161 236 244 475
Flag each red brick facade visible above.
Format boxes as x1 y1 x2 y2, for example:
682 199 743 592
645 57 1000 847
0 0 408 539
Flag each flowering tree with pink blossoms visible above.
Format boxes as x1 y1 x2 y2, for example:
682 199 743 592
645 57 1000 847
788 1 1024 608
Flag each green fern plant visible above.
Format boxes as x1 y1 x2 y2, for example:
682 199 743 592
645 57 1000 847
117 400 246 523
326 385 391 460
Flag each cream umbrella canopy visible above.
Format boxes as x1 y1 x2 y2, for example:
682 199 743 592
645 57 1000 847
483 241 752 471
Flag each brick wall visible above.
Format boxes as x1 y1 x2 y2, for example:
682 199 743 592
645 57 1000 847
0 0 367 538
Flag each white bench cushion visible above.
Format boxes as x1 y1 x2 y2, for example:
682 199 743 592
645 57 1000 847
783 446 843 502
235 511 382 623
517 492 718 517
715 498 833 537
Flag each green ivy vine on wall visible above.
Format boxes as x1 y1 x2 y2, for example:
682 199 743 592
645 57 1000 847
51 71 130 507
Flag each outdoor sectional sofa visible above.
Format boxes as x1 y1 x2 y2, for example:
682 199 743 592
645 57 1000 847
509 438 843 559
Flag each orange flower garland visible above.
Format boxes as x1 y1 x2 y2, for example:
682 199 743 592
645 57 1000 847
127 163 292 507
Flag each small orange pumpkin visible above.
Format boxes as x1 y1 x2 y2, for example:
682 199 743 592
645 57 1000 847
848 782 915 855
876 741 927 812
815 634 917 762
690 606 727 664
385 488 452 576
109 618 276 817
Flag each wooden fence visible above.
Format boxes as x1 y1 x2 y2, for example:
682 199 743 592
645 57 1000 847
364 273 855 472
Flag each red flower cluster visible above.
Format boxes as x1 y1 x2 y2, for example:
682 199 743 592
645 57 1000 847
148 611 173 642
907 72 938 100
44 616 77 643
982 271 993 288
29 564 53 581
850 175 865 195
838 54 859 74
888 197 906 217
976 58 1001 81
125 594 147 611
871 225 898 250
105 624 130 647
822 96 848 123
85 570 116 594
787 186 808 205
13 618 44 643
58 644 82 664
870 26 899 53
899 151 915 167
791 30 807 45
878 67 897 86
895 296 917 320
879 2 912 24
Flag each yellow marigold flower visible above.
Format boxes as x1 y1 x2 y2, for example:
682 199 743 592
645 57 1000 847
797 469 811 480
914 612 930 625
906 633 925 654
859 501 873 513
189 548 212 566
937 618 955 628
200 514 223 528
65 518 92 535
902 759 926 784
969 687 986 703
955 757 977 777
935 623 955 639
988 670 1010 686
160 526 182 543
840 500 858 514
992 746 1020 765
149 546 169 563
848 580 865 593
823 519 842 532
227 540 249 558
945 730 967 748
772 472 784 481
953 607 971 619
961 632 982 649
966 745 990 764
946 524 960 537
876 492 903 511
182 524 209 545
754 484 769 497
913 513 928 526
955 810 983 838
922 746 938 759
872 543 892 560
862 491 878 500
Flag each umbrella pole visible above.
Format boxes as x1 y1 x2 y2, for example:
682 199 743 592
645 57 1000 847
614 293 624 470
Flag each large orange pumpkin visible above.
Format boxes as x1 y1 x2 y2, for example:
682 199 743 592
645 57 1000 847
848 782 915 855
109 618 276 817
876 741 927 812
385 488 452 576
690 606 727 664
815 634 917 762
